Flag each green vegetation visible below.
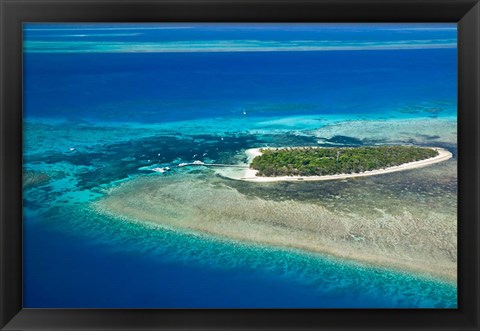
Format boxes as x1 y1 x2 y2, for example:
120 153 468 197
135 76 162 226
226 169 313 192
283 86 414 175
250 146 438 177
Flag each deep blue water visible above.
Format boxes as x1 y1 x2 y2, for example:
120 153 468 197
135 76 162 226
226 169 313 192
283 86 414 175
24 50 457 123
24 214 386 308
23 207 456 308
23 23 457 308
24 23 457 123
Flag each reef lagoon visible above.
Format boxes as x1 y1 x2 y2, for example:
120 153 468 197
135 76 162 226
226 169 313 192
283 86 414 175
23 23 457 308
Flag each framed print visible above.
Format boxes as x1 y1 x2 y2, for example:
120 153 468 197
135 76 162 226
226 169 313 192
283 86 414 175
1 0 479 330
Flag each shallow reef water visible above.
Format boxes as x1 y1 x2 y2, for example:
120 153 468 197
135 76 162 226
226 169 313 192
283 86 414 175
23 23 458 308
23 114 458 308
25 198 457 308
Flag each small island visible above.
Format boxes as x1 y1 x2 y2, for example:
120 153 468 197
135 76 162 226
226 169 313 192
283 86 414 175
251 146 439 177
215 145 452 182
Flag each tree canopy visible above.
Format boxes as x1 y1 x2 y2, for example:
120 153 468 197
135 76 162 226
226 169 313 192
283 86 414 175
250 146 438 177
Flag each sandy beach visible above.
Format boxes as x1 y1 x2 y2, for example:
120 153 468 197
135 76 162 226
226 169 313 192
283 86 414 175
219 147 452 182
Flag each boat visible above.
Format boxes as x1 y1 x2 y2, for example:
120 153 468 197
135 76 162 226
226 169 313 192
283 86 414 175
151 167 166 173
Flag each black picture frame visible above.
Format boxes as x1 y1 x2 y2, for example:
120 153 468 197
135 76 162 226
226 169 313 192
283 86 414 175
1 0 479 330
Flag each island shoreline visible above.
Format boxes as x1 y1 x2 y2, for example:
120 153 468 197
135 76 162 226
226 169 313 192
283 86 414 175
220 146 452 182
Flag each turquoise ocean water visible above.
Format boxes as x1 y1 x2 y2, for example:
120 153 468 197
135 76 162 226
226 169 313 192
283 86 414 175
23 23 457 308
